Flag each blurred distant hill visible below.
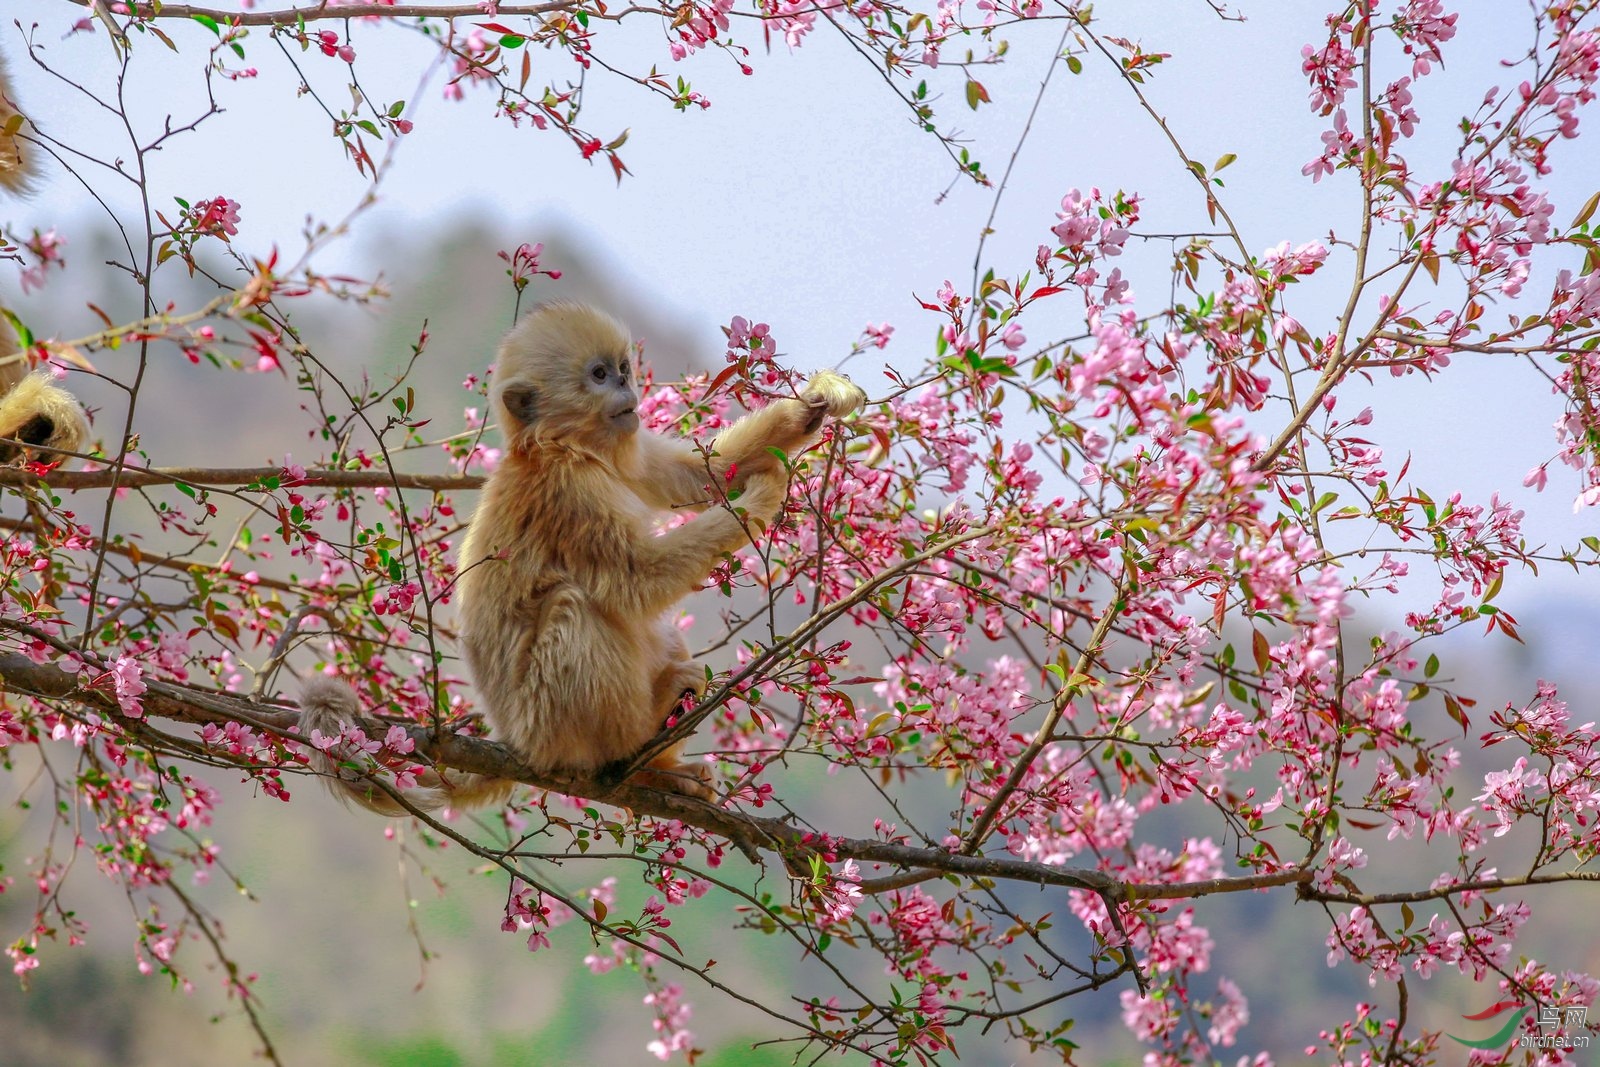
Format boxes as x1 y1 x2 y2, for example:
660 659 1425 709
5 213 710 474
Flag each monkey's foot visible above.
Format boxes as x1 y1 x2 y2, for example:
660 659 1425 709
672 661 710 702
629 760 714 802
651 662 708 721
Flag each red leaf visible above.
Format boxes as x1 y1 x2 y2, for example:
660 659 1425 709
705 361 741 398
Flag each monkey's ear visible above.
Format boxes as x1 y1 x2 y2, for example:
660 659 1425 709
502 385 539 427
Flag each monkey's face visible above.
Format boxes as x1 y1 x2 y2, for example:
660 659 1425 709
494 303 642 453
0 372 90 466
582 348 640 434
0 411 63 465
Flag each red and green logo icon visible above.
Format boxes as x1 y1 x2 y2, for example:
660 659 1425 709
1450 1002 1529 1050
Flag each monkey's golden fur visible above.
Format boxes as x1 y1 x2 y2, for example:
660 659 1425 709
301 303 866 814
0 53 89 466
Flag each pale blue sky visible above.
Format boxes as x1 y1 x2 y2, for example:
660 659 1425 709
8 0 1596 599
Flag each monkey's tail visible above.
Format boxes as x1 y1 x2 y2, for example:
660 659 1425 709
298 678 516 816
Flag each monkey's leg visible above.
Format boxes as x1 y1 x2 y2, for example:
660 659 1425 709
629 624 714 800
649 620 708 708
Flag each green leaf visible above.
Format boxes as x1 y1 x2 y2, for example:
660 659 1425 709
1 309 33 348
500 34 526 48
192 13 221 35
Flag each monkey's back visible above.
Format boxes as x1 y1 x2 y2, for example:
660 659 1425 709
457 450 672 771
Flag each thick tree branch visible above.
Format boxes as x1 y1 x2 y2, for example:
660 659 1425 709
0 652 1223 900
9 652 1590 916
0 465 481 492
63 0 662 25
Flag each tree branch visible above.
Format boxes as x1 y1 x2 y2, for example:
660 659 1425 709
0 651 1255 900
64 1 657 26
0 465 481 492
13 652 1594 918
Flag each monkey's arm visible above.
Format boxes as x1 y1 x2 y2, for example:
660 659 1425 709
625 371 865 510
573 468 789 617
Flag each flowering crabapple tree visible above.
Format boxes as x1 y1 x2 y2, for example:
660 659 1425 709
2 0 1600 1063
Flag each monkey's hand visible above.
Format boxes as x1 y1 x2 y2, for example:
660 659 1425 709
800 369 866 433
736 467 789 525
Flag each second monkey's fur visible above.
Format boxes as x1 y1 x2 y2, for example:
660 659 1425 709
0 366 88 464
0 53 89 465
301 303 866 814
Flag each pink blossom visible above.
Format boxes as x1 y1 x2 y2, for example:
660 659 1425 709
110 656 147 717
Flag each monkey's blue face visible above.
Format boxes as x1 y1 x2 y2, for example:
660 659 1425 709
584 352 640 434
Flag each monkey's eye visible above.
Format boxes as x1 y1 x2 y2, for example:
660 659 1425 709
590 364 608 383
618 362 631 382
